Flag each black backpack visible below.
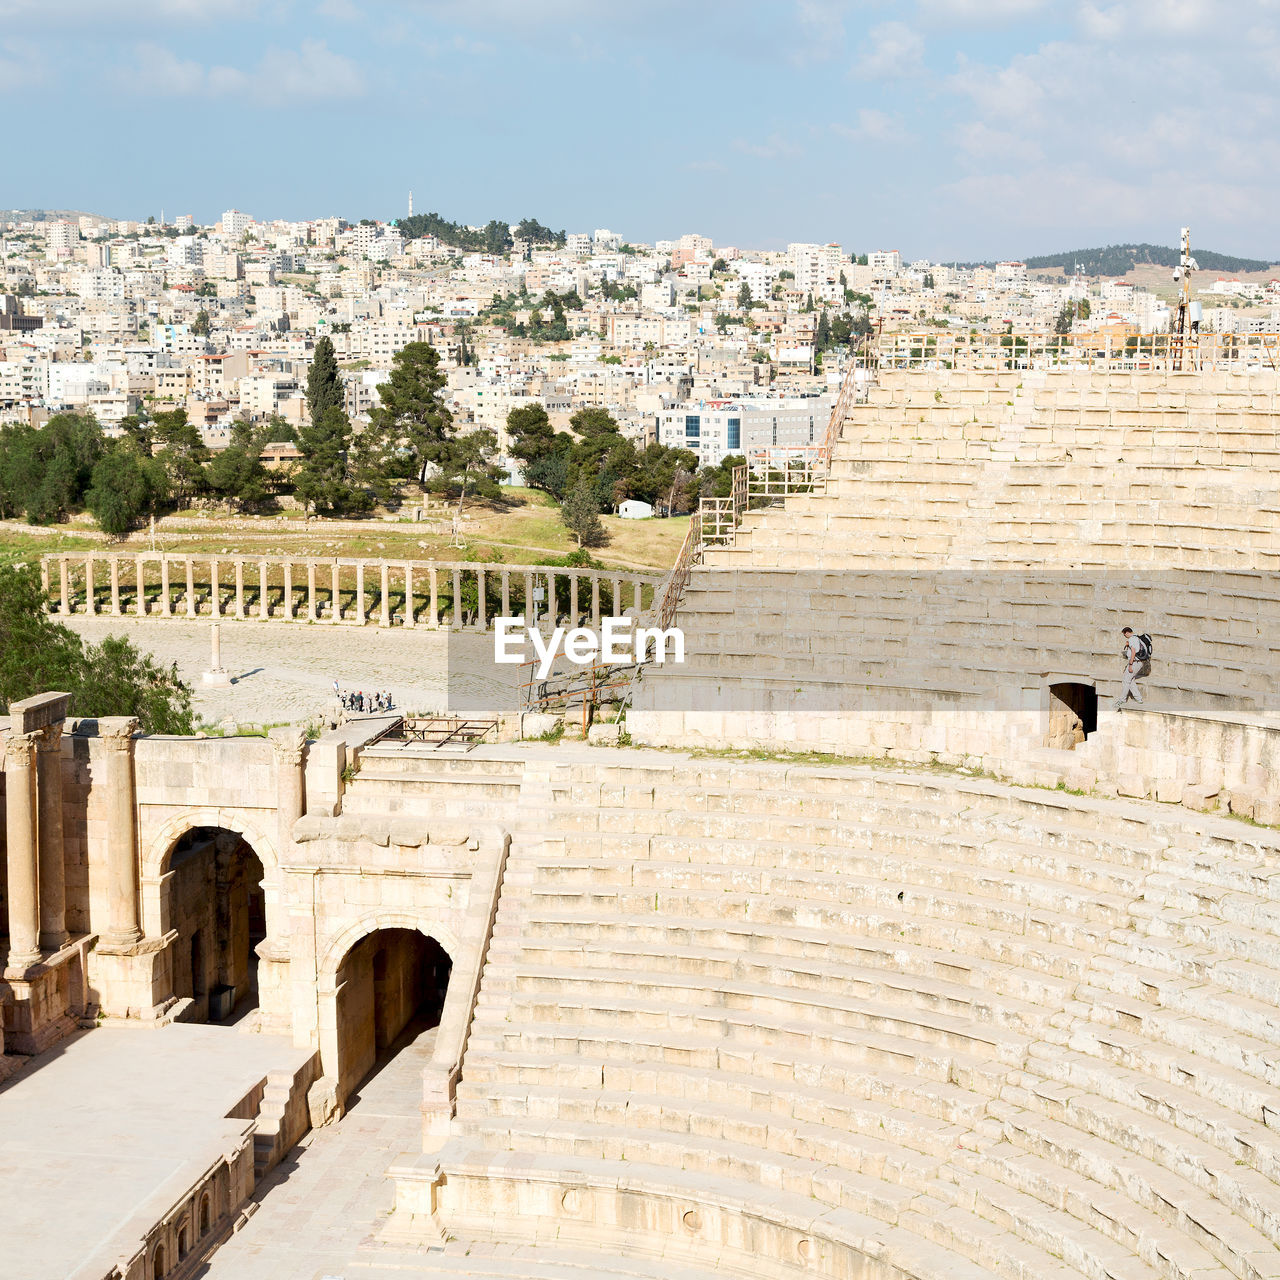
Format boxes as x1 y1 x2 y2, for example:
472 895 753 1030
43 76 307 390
1136 632 1153 659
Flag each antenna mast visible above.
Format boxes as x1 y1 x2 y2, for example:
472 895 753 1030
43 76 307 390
1171 226 1198 371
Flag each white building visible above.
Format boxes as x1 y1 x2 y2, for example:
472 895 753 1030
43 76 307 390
222 209 253 240
868 250 902 274
566 233 593 256
789 243 844 297
655 395 835 466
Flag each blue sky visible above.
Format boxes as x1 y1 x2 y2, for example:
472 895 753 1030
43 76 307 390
4 0 1277 260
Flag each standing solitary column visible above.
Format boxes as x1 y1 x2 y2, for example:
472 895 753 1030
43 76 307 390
185 558 196 617
85 558 96 615
36 722 69 952
591 576 601 629
379 563 390 627
235 561 246 619
307 562 317 621
4 732 42 968
611 578 622 616
160 557 172 616
633 581 643 615
100 718 142 946
404 565 415 627
110 558 121 616
258 561 269 620
330 563 341 623
59 558 71 615
270 727 307 851
501 570 511 618
543 571 553 627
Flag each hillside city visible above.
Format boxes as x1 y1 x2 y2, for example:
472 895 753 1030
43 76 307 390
4 207 1278 537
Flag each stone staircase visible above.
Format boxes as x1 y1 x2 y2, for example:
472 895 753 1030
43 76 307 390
427 756 1280 1280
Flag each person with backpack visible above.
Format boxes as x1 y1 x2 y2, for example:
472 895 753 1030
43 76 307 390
1114 626 1152 710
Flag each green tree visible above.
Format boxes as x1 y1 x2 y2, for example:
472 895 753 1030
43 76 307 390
207 420 271 511
295 405 358 515
431 428 505 518
371 341 452 485
0 413 104 524
0 564 193 733
306 335 345 424
86 441 167 535
560 476 607 547
190 309 210 337
815 310 832 351
737 282 752 310
151 408 209 506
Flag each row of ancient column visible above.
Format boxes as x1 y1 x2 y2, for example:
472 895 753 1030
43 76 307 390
46 556 653 629
4 711 140 971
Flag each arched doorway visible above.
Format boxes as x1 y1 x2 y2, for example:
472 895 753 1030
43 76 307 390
333 928 451 1103
165 828 265 1023
1046 680 1098 750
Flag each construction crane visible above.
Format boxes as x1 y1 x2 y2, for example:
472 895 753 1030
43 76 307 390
1170 226 1201 371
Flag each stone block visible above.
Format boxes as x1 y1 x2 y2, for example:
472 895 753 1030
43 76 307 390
587 724 623 747
1182 783 1220 813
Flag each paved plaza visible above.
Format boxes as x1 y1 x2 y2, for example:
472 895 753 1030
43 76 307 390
60 616 520 728
0 1023 312 1280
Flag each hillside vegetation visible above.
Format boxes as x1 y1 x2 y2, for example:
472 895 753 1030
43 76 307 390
1026 243 1274 276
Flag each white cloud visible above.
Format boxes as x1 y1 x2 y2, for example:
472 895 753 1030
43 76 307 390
0 0 264 24
0 37 44 90
832 108 911 144
732 133 803 160
918 0 1045 22
125 39 365 103
854 20 924 78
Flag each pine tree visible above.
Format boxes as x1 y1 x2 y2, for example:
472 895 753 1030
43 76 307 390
560 476 607 548
370 341 452 484
306 336 344 424
295 405 357 515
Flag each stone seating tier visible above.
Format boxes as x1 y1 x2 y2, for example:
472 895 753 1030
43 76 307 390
429 758 1280 1280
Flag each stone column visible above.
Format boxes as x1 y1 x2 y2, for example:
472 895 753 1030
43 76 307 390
570 573 580 628
135 556 146 616
284 562 294 620
544 572 554 627
524 571 535 625
109 558 121 616
611 577 622 616
85 558 96 615
428 567 439 627
355 563 365 624
185 558 196 617
270 727 307 846
36 722 69 952
4 732 42 968
330 563 341 622
476 568 486 630
59 558 71 615
379 563 390 627
211 560 221 617
591 576 601 628
258 561 269 619
307 562 317 621
633 580 643 614
160 557 172 616
100 718 142 947
500 570 510 618
40 558 50 600
404 565 415 628
451 568 462 630
235 561 246 619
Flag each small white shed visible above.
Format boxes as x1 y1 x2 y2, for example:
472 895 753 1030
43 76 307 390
618 499 654 520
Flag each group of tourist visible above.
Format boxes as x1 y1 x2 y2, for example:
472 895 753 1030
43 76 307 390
332 681 395 715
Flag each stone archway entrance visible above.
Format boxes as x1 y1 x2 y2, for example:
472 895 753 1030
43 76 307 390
1047 681 1098 750
332 928 452 1104
164 828 265 1023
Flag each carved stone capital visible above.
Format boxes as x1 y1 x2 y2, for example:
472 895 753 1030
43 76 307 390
98 716 140 753
3 731 38 770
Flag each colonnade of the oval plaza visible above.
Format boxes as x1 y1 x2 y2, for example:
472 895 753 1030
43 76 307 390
42 553 661 630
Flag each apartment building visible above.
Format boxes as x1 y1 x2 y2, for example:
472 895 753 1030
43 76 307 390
655 394 834 466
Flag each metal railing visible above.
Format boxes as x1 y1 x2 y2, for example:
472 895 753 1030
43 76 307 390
870 330 1280 372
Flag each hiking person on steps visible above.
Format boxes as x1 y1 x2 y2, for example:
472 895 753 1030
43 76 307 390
1114 627 1151 710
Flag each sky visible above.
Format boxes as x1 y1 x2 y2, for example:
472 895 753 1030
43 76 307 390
4 0 1279 260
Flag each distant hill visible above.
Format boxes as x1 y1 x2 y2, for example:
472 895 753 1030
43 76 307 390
2 208 107 223
1026 243 1275 277
395 211 565 254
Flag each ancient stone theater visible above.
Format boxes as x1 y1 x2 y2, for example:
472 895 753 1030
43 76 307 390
4 344 1280 1280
